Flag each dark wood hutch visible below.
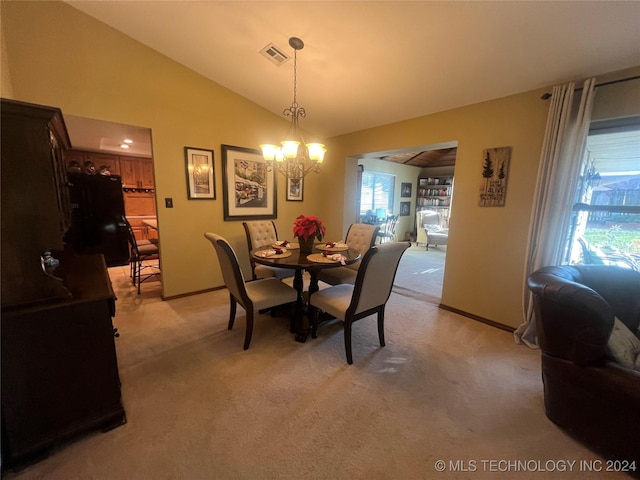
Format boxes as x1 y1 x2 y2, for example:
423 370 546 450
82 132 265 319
1 99 126 469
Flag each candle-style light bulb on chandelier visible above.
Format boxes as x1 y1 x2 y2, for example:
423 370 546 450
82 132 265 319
260 37 326 180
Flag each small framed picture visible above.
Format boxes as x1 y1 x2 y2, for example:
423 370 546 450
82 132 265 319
400 201 411 216
286 177 304 201
401 182 412 198
221 144 277 220
185 147 215 199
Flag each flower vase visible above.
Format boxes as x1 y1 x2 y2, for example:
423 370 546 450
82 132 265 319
298 236 315 254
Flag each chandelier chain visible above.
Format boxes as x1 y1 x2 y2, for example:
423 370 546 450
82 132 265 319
293 48 297 107
260 36 325 180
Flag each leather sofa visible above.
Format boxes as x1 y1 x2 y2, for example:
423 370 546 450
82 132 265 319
527 265 640 467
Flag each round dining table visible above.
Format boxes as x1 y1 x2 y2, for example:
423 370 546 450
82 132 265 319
250 242 361 342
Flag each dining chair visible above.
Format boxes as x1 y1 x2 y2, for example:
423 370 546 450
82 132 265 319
204 232 298 350
124 217 160 294
243 221 295 280
376 214 399 244
309 241 411 364
317 223 379 286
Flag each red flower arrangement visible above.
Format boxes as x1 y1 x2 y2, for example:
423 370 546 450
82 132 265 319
293 215 326 242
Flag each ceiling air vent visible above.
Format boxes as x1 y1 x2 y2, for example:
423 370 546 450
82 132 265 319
259 43 290 66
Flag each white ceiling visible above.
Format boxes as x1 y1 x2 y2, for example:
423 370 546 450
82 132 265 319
65 0 640 140
64 114 153 157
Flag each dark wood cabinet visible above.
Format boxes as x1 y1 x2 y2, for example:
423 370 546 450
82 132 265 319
1 99 73 308
1 99 126 469
1 255 126 468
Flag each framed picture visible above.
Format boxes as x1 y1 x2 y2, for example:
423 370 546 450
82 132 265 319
479 146 511 207
286 177 304 201
401 182 412 198
400 201 411 216
185 147 215 199
221 144 277 220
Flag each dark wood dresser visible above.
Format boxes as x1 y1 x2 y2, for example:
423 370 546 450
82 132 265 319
1 99 126 469
1 255 126 468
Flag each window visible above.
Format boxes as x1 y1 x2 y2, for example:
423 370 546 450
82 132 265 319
566 118 640 270
360 171 395 218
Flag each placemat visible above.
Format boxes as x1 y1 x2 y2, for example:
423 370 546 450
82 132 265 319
254 249 292 259
307 253 341 263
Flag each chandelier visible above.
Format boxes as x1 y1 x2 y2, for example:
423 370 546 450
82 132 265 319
260 37 326 180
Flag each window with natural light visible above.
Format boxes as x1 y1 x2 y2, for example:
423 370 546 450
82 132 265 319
567 120 640 270
360 171 395 220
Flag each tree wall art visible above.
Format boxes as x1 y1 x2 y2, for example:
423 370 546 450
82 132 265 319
479 146 511 207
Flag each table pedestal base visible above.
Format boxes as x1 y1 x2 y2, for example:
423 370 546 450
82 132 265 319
292 269 322 343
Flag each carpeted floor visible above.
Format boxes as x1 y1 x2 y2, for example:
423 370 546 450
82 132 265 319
4 253 629 480
394 244 446 304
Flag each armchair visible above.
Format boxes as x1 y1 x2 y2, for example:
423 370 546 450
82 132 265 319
527 265 640 464
416 210 448 250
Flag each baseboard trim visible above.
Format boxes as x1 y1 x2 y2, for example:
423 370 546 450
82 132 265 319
438 303 515 333
161 285 225 301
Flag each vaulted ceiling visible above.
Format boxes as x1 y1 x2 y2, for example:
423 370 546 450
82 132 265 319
65 1 640 139
62 1 640 168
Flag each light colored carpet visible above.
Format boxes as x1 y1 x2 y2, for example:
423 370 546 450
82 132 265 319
394 245 446 304
4 260 626 480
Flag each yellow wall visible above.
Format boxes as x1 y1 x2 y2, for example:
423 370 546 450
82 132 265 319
1 1 331 298
328 93 551 328
0 23 13 98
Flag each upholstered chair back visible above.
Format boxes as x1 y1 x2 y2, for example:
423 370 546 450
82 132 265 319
527 264 640 365
204 232 246 302
242 221 294 280
351 241 410 315
417 209 440 229
345 223 379 271
243 221 279 250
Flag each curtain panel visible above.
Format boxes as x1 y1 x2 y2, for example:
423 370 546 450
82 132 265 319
515 78 596 348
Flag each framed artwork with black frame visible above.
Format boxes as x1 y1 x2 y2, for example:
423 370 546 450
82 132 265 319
400 201 411 216
221 144 277 220
286 177 304 201
184 146 215 199
401 182 412 198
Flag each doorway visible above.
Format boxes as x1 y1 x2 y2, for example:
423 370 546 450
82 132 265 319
63 115 161 294
354 142 457 302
